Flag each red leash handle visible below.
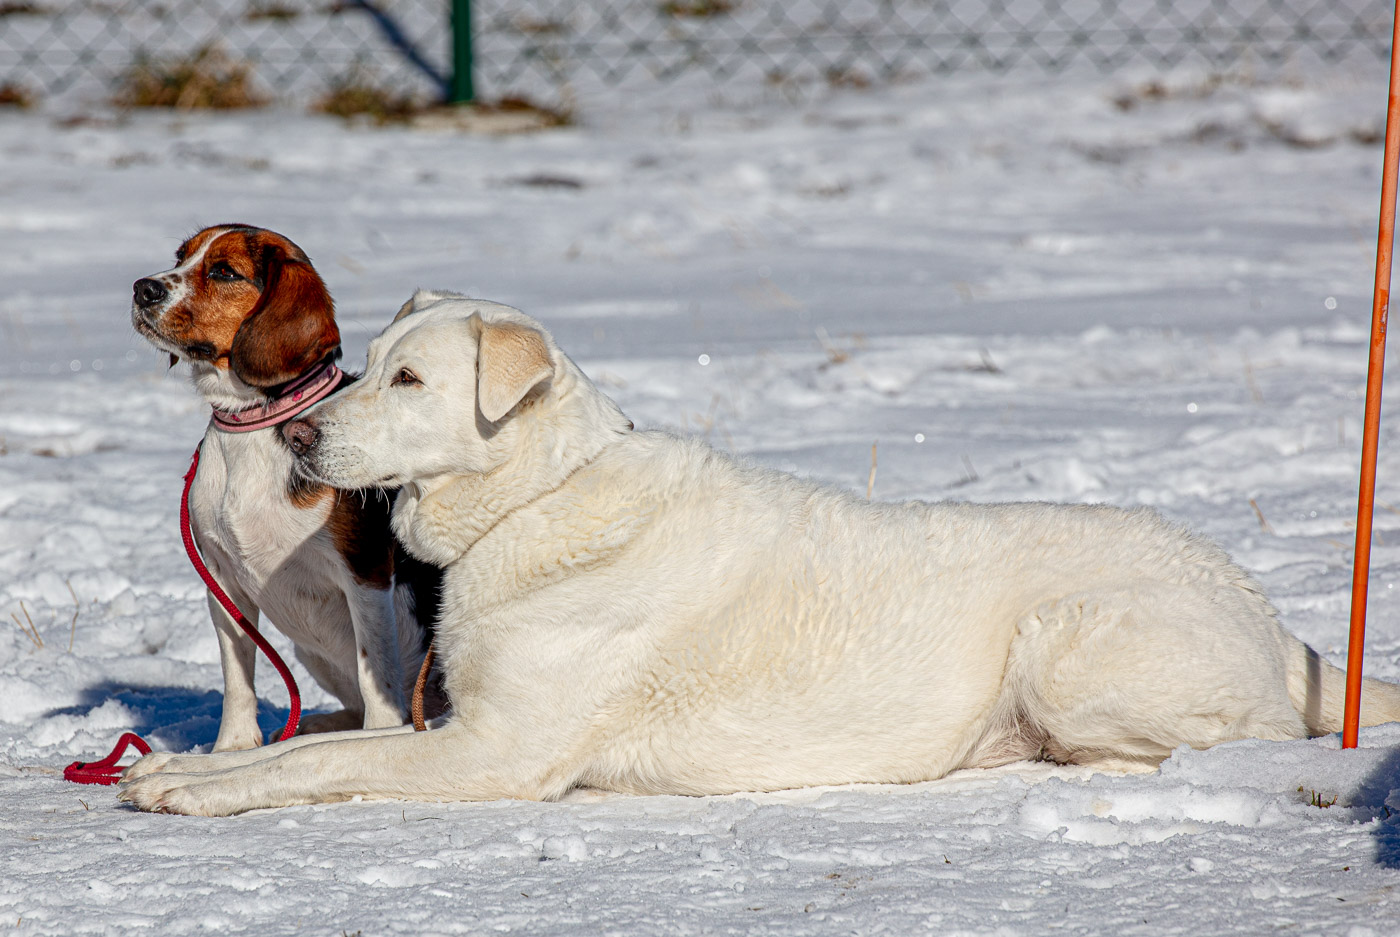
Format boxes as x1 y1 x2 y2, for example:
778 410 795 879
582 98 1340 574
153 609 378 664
62 733 152 786
65 444 302 785
178 445 301 742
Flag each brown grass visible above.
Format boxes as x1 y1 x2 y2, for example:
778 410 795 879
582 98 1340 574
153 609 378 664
246 2 300 21
114 45 268 110
826 67 872 90
1249 498 1274 534
866 442 877 500
510 15 568 35
406 94 575 134
314 80 573 133
473 95 572 128
660 0 735 17
0 82 36 108
65 579 79 653
11 601 42 650
314 80 427 123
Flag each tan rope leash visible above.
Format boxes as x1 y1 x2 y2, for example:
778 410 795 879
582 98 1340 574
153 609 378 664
411 646 435 732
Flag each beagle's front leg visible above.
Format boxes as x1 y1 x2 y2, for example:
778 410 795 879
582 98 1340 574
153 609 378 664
208 591 265 752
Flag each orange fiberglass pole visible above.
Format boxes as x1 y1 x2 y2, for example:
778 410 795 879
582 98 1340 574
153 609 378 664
1344 0 1400 749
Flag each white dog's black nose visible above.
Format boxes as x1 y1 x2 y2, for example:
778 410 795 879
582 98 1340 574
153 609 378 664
133 278 167 307
282 418 319 455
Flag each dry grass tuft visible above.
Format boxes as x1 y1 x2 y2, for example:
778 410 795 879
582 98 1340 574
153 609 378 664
407 94 575 134
470 95 573 128
1299 787 1338 809
510 15 568 35
11 600 42 650
246 1 300 21
65 579 79 653
660 0 735 17
313 80 427 124
826 67 872 90
866 442 878 500
1249 498 1274 535
114 45 268 110
0 81 37 108
315 80 570 132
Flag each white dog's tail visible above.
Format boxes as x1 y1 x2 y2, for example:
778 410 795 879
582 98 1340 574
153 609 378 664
1286 637 1400 735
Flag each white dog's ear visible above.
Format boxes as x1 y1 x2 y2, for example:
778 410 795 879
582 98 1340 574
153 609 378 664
477 320 554 422
393 288 453 323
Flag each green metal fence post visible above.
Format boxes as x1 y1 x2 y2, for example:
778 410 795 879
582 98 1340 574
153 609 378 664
450 0 474 103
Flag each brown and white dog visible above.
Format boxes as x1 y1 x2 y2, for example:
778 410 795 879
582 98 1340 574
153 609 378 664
131 224 440 751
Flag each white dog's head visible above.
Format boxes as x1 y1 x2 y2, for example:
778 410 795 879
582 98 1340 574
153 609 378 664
283 291 631 562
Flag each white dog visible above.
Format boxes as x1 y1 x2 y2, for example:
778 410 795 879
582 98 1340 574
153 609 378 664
121 292 1400 815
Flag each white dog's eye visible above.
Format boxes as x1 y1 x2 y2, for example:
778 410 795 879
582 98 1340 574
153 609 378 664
391 367 421 387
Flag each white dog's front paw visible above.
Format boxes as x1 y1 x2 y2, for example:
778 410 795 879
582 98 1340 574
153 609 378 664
120 751 180 782
118 772 244 816
122 751 224 782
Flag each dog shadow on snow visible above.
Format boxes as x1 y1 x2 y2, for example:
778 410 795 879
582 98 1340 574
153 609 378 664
1356 745 1400 868
50 681 296 753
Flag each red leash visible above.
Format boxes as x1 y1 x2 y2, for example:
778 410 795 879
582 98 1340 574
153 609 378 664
64 444 302 785
62 733 151 785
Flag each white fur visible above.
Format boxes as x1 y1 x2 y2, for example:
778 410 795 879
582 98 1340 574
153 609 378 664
120 293 1400 815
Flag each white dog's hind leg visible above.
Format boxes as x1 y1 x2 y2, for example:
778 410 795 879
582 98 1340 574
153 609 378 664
1005 587 1307 768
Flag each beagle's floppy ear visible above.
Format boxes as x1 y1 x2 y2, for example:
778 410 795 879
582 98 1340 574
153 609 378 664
230 237 340 388
476 320 554 423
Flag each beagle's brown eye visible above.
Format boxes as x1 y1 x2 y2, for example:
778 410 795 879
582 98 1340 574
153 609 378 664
209 262 239 282
391 367 420 387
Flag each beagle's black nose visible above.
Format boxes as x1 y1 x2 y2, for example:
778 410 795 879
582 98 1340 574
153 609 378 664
282 418 319 455
133 278 167 307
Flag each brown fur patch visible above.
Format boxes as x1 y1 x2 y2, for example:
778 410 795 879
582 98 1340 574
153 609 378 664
287 471 333 510
148 226 339 380
151 231 263 366
229 230 340 387
328 489 395 588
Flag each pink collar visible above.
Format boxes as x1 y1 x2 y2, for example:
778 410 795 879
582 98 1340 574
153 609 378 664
210 361 344 433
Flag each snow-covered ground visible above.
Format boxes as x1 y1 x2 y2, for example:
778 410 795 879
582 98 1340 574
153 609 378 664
4 64 1400 934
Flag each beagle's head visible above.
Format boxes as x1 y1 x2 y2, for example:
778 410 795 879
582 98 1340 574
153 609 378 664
132 225 340 389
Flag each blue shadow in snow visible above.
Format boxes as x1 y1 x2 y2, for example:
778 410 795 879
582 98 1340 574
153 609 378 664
49 681 297 753
1356 743 1400 868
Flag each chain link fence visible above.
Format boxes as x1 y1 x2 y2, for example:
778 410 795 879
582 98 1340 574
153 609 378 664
0 0 1391 109
0 1 447 106
476 0 1392 97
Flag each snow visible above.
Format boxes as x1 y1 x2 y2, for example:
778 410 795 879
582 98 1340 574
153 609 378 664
4 64 1400 933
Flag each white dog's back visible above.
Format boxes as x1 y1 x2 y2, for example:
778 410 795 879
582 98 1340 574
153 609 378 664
424 426 1381 795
